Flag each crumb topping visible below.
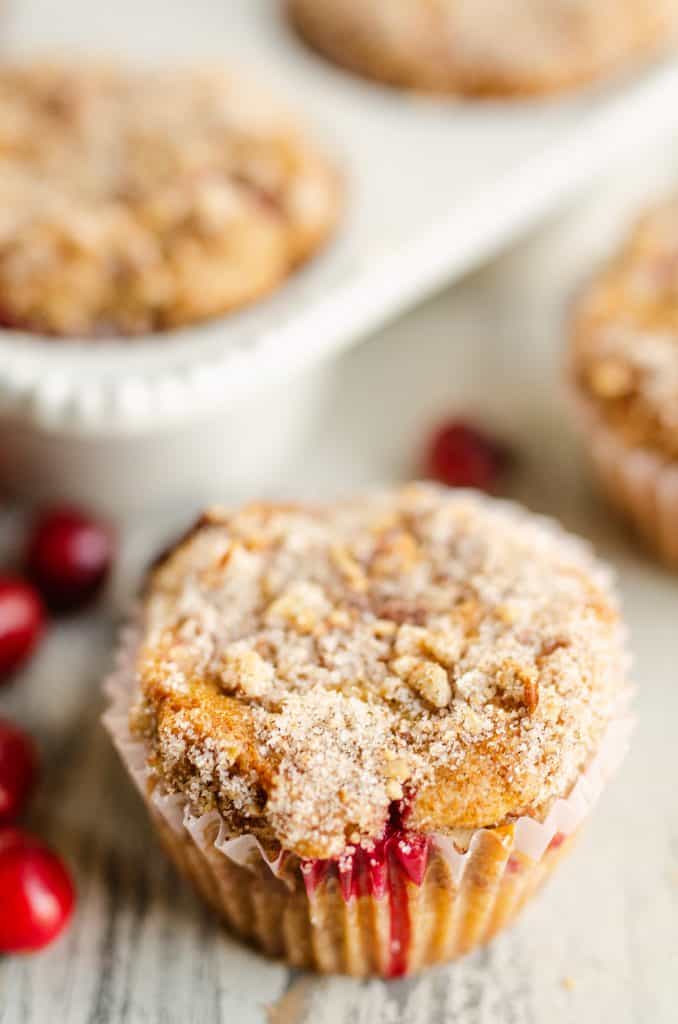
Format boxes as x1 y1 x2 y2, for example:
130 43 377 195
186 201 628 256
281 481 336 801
0 61 338 337
573 199 678 458
133 484 629 858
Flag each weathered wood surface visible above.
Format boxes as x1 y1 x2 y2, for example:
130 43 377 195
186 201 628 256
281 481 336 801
2 157 678 1024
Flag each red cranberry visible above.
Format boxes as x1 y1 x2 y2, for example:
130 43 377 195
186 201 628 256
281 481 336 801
391 832 430 886
0 829 75 953
26 507 114 613
0 577 45 682
424 420 510 493
0 719 37 825
0 826 29 854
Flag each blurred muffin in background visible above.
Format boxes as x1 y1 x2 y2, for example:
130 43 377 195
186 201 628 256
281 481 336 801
570 199 678 568
288 0 677 96
0 62 340 338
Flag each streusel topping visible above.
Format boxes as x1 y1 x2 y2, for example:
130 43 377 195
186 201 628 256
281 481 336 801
0 61 339 337
134 485 629 858
573 200 678 458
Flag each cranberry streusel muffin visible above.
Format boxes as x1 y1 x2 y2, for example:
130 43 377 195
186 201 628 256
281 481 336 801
288 0 676 97
571 200 678 568
0 62 339 337
105 484 632 977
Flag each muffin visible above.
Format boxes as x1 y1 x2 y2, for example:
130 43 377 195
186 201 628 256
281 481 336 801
104 484 632 977
570 200 678 568
288 0 676 97
0 61 340 338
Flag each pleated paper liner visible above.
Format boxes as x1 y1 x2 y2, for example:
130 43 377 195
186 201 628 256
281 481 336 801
573 388 678 568
103 623 633 978
149 805 579 977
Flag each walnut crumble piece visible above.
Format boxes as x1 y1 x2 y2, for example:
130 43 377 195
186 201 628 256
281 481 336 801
133 484 630 859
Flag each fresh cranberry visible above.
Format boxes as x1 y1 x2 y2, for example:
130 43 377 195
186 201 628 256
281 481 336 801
0 829 75 953
390 831 430 885
0 826 29 854
301 809 431 901
424 420 510 492
0 720 37 825
26 507 114 613
0 577 45 682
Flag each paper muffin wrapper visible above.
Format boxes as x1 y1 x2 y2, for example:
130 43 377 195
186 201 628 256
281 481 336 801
572 387 678 568
103 624 633 977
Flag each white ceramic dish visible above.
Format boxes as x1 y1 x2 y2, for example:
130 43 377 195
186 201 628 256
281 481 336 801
1 0 678 516
0 365 334 518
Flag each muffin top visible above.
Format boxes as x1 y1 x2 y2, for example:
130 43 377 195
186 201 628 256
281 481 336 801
0 61 338 337
134 484 629 859
290 0 675 96
572 200 678 459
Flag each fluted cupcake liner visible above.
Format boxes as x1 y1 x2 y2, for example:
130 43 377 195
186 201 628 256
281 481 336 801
103 623 633 977
147 807 580 976
573 389 678 568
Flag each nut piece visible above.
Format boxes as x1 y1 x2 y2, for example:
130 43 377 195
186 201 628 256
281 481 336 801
497 660 540 714
394 624 427 657
421 628 463 668
265 581 330 633
390 655 419 680
220 647 274 699
372 530 418 576
384 756 410 783
327 607 352 629
330 544 368 592
386 780 404 801
407 660 451 709
522 674 540 714
372 618 397 639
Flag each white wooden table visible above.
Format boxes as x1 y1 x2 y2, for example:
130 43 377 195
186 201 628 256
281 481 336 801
1 162 677 1023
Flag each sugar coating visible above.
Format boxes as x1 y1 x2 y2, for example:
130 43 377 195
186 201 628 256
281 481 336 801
133 484 630 859
0 61 339 337
573 199 678 459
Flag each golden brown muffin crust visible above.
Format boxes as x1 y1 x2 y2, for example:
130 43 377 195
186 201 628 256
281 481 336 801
133 485 629 859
